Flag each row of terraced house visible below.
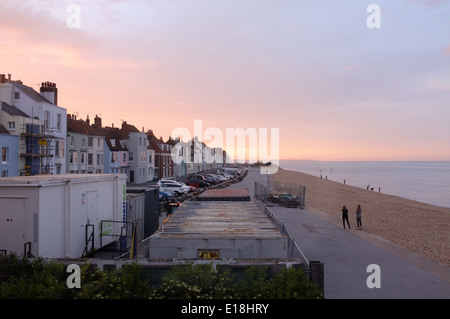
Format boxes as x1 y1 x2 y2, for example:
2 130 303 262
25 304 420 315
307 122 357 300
0 73 227 183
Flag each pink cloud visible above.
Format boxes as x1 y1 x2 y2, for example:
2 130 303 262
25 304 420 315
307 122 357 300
444 45 450 55
342 65 357 72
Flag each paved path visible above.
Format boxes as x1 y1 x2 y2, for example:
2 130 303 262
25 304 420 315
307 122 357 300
231 167 450 299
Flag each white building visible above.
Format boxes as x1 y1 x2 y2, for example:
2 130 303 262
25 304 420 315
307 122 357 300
146 148 156 182
67 115 105 174
0 75 67 175
120 122 148 184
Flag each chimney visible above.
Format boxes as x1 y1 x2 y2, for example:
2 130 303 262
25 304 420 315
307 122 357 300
0 74 6 83
94 115 102 128
40 81 58 105
7 74 11 82
86 115 90 125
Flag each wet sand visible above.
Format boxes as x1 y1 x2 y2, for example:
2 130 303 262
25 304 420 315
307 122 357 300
272 168 450 267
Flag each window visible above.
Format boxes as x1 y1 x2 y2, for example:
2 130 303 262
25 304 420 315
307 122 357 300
110 139 116 147
80 152 86 164
88 153 93 165
2 170 8 177
129 152 134 162
98 138 101 148
69 151 77 164
59 140 65 157
97 154 103 166
123 153 127 162
111 152 118 163
88 137 93 147
7 122 15 130
57 114 62 131
14 92 20 100
1 147 8 163
70 136 74 148
82 138 86 148
141 152 145 162
44 111 50 129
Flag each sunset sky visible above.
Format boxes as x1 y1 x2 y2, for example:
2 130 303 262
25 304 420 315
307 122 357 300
1 0 449 161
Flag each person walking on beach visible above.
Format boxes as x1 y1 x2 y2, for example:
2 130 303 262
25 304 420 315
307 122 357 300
341 205 350 229
355 204 362 230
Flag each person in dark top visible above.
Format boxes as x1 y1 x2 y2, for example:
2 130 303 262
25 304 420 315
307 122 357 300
355 204 362 229
341 205 350 229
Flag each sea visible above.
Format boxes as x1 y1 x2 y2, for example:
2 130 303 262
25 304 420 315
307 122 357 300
279 160 450 208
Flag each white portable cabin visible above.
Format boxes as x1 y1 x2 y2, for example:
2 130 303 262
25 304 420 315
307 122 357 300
0 174 127 258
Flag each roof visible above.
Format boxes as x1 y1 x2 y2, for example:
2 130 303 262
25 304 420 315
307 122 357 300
1 101 30 118
165 136 180 146
147 131 170 154
119 121 140 139
67 117 103 136
155 200 285 239
10 82 52 104
102 126 128 151
0 124 10 135
196 188 251 201
0 173 127 186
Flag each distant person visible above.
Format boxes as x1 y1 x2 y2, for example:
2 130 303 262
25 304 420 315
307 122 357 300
341 205 350 229
355 204 362 230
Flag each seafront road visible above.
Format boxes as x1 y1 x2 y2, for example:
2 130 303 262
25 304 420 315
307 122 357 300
230 167 450 299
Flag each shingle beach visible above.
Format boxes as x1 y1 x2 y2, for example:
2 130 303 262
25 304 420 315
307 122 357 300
273 168 450 267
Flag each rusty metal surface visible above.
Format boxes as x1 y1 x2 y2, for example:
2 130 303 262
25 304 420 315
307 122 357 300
196 188 251 201
158 201 285 239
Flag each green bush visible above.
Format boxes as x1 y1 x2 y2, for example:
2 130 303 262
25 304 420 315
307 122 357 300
0 254 323 299
268 267 324 299
150 262 235 299
76 262 151 299
0 255 73 299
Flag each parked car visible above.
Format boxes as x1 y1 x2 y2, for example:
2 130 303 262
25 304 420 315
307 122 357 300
189 174 208 182
159 190 174 200
219 172 234 180
206 174 226 182
186 178 211 188
157 180 193 191
159 182 190 196
202 175 219 185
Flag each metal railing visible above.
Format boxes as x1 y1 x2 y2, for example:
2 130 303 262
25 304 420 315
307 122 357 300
99 220 135 258
258 203 310 266
254 181 306 208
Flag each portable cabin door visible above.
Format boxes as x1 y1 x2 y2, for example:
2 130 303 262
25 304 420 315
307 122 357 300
86 190 99 247
0 198 27 256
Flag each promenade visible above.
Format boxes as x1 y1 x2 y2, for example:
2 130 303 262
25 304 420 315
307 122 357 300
230 167 450 299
